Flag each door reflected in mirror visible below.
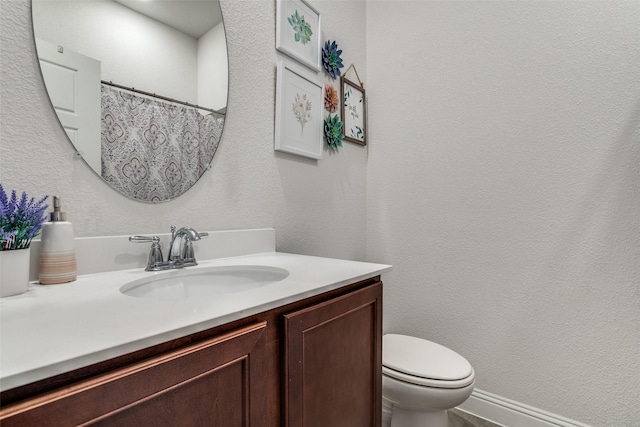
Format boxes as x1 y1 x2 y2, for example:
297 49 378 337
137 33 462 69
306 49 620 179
32 0 228 203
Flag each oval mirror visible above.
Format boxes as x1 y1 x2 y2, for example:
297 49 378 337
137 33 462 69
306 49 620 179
32 0 228 203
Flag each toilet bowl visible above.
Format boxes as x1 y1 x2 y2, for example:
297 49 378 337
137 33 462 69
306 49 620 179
382 334 475 427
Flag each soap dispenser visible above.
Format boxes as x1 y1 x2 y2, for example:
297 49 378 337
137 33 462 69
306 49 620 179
39 196 77 284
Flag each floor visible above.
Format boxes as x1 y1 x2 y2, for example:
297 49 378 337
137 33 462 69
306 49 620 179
448 408 504 427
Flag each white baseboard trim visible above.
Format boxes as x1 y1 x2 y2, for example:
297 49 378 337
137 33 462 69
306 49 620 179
457 389 592 427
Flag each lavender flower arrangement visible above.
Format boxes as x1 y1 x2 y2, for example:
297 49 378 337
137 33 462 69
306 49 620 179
0 184 49 251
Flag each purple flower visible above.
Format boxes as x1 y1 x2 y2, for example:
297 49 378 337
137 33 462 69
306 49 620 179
0 184 49 250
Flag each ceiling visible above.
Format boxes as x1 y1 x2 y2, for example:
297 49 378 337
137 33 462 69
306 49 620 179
114 0 223 39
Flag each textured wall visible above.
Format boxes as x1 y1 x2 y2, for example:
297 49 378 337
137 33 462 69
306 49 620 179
366 1 640 426
0 0 368 261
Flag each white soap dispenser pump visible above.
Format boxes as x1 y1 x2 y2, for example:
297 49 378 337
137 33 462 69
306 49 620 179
39 196 77 284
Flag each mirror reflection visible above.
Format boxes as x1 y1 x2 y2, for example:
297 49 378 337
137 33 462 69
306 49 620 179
32 0 228 203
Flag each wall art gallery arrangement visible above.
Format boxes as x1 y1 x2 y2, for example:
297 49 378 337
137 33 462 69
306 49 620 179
274 0 366 159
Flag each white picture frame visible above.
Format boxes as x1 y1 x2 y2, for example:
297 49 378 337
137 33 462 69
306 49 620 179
276 0 321 71
275 61 323 160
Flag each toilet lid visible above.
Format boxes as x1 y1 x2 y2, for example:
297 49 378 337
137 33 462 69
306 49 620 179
383 334 474 388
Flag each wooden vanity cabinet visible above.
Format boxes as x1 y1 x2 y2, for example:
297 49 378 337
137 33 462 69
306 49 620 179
283 282 382 427
0 277 382 427
0 322 268 427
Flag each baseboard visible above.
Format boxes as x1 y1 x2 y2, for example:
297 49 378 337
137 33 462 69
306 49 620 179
458 389 592 427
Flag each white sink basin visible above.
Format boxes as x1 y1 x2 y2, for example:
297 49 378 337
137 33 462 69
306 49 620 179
120 265 290 300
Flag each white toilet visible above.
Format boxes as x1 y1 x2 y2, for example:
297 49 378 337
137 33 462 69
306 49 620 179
382 334 475 427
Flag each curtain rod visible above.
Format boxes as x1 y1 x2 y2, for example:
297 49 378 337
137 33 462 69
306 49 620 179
101 80 224 115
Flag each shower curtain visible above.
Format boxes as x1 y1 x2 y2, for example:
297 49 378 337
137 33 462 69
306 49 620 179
101 84 224 202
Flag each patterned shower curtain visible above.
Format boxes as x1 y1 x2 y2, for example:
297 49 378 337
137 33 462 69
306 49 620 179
101 84 224 202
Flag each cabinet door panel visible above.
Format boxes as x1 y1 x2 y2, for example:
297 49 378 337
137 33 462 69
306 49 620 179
1 322 267 427
284 282 382 427
89 358 247 426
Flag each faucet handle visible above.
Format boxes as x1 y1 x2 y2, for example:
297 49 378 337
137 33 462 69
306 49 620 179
129 235 160 244
181 232 208 263
129 235 164 270
182 239 195 261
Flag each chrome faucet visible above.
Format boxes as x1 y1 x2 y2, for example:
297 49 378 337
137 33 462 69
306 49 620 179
168 226 208 265
129 226 208 271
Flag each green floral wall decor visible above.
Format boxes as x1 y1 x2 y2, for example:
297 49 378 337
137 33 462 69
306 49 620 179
324 114 344 150
276 0 321 71
288 10 313 45
322 40 344 79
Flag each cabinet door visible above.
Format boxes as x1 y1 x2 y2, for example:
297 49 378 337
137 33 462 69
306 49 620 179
283 282 382 427
1 322 268 427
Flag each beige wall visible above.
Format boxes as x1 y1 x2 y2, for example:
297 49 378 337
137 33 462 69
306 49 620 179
367 2 640 426
0 0 368 261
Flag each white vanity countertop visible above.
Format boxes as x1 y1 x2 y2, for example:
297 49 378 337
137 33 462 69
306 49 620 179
0 252 391 392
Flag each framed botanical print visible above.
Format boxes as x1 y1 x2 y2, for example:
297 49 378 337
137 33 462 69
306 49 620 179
341 76 366 146
276 0 321 71
275 61 323 159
